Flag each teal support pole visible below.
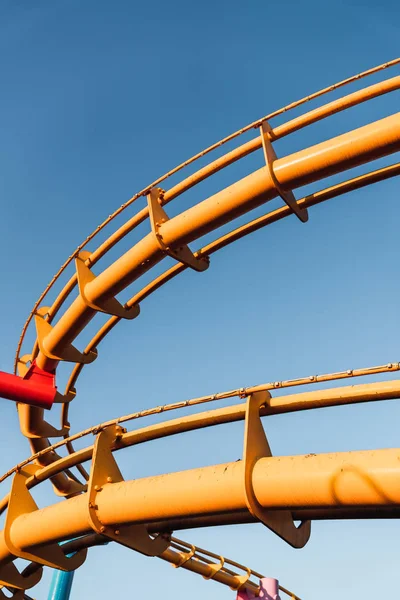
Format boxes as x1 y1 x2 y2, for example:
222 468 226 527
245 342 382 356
47 569 75 600
47 543 76 600
46 536 107 600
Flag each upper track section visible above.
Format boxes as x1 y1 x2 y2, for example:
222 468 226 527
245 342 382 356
11 58 400 498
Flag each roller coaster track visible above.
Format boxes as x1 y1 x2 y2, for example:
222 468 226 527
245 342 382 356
1 57 400 598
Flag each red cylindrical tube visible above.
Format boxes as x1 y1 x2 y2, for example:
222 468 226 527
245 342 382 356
0 370 55 409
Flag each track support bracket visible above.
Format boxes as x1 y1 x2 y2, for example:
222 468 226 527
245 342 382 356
260 121 308 223
147 188 210 272
76 252 140 320
4 465 87 571
0 562 42 592
88 425 170 557
243 391 311 548
34 308 97 365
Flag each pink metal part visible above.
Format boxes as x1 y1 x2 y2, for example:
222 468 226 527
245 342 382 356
237 578 281 600
0 362 56 409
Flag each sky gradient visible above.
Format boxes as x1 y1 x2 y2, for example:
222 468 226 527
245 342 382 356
0 1 400 598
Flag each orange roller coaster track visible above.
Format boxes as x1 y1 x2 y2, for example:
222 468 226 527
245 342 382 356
1 57 400 598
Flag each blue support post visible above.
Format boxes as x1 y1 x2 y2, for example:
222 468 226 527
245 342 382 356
47 543 76 600
47 569 75 600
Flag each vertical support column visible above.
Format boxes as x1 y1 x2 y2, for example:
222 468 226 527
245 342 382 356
47 543 76 600
237 577 281 600
47 569 75 600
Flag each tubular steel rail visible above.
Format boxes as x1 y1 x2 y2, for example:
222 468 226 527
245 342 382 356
1 58 400 597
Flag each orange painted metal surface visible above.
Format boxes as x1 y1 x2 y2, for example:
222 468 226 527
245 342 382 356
2 448 400 553
1 58 400 597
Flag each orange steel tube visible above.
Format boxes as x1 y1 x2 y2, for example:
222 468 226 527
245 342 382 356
36 112 400 373
18 369 400 497
0 377 392 518
98 450 400 524
165 75 400 202
148 506 400 533
274 113 400 190
20 64 400 381
117 379 400 450
161 112 400 247
29 160 397 494
23 74 400 373
2 448 400 557
0 378 393 514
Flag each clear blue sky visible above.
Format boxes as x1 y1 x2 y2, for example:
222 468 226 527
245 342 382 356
0 1 400 598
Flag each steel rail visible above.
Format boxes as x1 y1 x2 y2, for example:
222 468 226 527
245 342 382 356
19 533 301 599
3 59 400 599
21 73 400 378
30 88 400 380
17 355 400 494
28 112 400 377
16 533 264 596
164 73 400 202
62 160 400 409
168 537 301 600
13 57 400 376
16 155 400 502
1 449 400 558
0 447 399 597
3 379 400 592
148 505 400 532
57 161 400 438
13 76 400 481
14 67 400 376
2 378 399 517
18 158 400 493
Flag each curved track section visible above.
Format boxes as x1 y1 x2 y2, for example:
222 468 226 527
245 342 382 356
1 58 400 597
